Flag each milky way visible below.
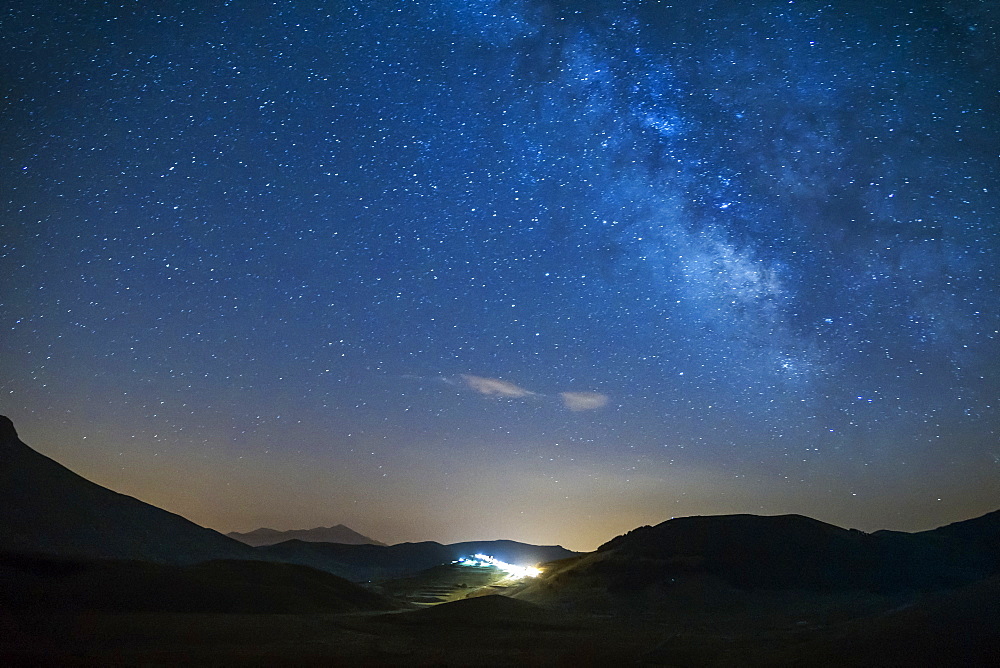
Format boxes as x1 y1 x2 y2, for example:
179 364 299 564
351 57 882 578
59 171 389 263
3 1 998 549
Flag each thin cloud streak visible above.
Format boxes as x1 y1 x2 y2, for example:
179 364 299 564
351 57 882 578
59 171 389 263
560 391 609 411
459 374 536 398
449 375 609 411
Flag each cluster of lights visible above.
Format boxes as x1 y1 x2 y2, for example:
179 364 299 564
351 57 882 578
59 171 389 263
454 553 542 578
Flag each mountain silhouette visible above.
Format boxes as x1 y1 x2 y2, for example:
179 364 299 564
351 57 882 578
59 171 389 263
0 415 401 616
0 416 577 582
0 415 260 564
513 511 1000 614
227 524 386 547
256 538 580 582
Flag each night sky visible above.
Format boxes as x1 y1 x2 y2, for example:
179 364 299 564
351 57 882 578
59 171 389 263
3 0 998 551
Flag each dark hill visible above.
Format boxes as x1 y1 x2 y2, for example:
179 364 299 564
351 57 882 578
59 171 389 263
761 575 1000 667
514 511 1000 617
0 415 261 564
918 508 1000 564
592 512 1000 592
227 524 386 547
0 552 398 614
256 538 580 582
636 574 1000 667
597 513 874 590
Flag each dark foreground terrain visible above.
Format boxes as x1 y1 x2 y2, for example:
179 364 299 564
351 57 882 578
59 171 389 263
3 543 999 667
3 533 1000 666
3 579 999 667
0 599 652 667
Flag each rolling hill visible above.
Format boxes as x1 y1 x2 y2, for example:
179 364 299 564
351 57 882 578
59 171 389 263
256 537 580 582
512 511 1000 617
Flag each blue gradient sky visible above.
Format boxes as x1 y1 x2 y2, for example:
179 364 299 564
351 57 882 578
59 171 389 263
3 0 998 550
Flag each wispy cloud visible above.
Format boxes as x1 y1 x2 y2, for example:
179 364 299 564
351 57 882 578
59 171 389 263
459 374 536 398
441 374 609 411
559 391 609 411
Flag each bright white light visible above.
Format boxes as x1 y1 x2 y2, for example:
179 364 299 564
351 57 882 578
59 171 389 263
452 553 541 578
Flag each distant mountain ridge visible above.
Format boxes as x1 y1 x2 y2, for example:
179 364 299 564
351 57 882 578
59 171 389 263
0 415 578 585
227 525 385 547
255 538 581 582
7 412 998 605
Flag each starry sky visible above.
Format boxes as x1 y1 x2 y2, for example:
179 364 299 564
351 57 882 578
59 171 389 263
3 0 998 551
